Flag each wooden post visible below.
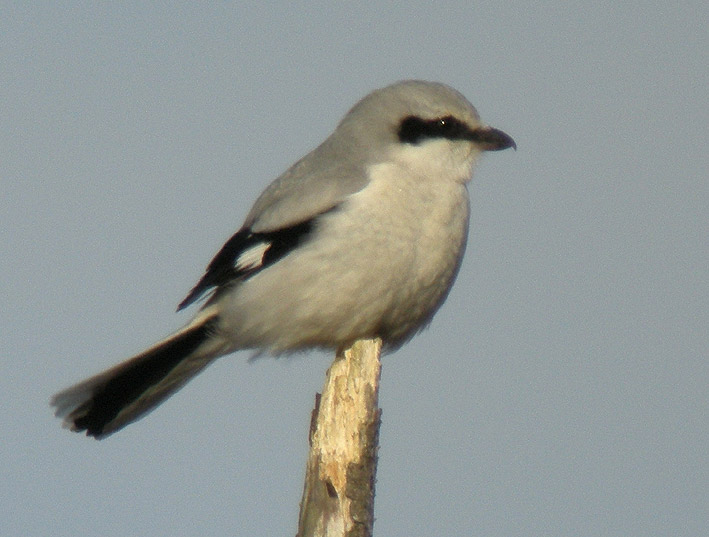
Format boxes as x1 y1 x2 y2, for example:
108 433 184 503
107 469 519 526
296 338 383 537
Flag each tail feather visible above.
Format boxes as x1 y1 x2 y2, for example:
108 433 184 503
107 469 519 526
52 315 222 439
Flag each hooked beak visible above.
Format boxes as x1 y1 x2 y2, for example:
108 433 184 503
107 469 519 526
470 126 516 151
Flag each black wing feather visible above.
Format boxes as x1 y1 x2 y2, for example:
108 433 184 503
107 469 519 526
177 219 316 311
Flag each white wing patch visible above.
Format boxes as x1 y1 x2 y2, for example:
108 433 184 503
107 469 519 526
235 242 271 272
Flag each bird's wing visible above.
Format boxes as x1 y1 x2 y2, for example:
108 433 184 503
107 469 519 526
177 217 320 311
179 136 371 311
243 138 369 233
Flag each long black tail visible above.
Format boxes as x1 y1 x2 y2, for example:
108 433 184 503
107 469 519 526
52 315 221 439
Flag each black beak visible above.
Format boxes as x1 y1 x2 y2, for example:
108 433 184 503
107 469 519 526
469 126 516 151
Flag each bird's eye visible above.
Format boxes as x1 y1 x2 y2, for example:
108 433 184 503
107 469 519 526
398 115 471 144
436 116 462 136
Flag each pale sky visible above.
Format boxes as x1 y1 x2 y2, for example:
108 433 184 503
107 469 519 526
2 3 707 536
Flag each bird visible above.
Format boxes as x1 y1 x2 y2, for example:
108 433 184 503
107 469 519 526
51 80 516 439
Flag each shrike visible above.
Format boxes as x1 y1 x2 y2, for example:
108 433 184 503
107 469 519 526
52 80 515 438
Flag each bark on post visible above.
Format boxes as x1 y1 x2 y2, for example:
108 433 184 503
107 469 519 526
296 338 383 537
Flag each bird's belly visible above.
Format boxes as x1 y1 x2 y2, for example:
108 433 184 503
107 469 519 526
219 171 470 352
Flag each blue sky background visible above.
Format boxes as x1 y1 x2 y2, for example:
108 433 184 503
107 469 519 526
2 2 707 536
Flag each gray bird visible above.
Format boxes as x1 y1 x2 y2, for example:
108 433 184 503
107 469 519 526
51 80 515 438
